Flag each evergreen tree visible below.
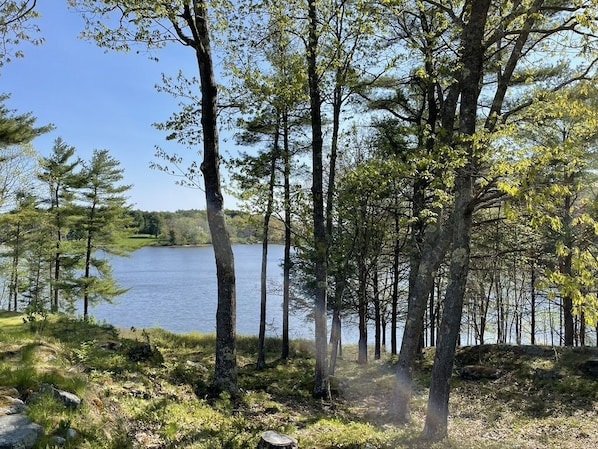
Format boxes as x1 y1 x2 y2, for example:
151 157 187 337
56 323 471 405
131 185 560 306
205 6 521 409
38 137 82 312
0 191 47 312
76 149 132 320
0 95 50 146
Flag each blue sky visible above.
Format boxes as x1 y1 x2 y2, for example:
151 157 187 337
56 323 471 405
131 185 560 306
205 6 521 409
2 2 240 212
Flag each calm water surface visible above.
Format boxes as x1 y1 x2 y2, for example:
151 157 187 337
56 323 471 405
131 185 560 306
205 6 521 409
91 245 316 340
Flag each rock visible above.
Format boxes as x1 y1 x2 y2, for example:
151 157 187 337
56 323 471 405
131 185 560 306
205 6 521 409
0 397 28 416
459 365 502 380
54 390 81 409
50 435 66 446
0 390 19 401
185 360 201 368
579 359 598 379
535 368 561 381
99 341 122 351
257 430 298 449
0 414 44 449
47 428 76 447
40 385 81 409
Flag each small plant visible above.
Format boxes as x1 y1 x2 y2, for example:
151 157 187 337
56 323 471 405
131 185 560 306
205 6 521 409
73 340 97 365
22 296 49 334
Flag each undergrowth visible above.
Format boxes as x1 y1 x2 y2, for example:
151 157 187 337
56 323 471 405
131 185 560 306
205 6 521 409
0 311 597 449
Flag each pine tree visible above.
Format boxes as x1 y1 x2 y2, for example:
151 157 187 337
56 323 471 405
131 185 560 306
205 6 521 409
0 95 50 146
76 149 132 320
38 138 82 312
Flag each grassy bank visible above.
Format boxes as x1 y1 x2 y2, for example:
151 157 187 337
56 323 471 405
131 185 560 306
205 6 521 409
0 311 596 448
119 234 159 251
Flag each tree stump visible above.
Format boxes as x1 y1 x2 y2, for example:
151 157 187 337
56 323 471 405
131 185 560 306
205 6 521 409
257 430 298 449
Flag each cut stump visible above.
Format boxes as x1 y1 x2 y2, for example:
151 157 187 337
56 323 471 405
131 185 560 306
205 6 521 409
257 430 298 449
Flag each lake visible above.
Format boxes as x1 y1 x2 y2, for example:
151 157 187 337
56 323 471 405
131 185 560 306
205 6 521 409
90 244 365 344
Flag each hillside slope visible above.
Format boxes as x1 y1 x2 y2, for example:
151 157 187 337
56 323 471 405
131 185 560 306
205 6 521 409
0 311 596 449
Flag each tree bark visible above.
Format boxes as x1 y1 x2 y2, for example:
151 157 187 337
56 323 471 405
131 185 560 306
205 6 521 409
306 0 329 399
329 269 347 374
423 178 475 439
10 223 21 312
82 192 98 322
83 226 93 321
358 252 368 365
391 213 400 355
189 0 237 395
374 268 382 360
429 277 436 346
257 119 280 370
391 219 451 422
329 307 342 375
562 186 574 346
529 262 536 345
282 112 291 361
423 0 491 439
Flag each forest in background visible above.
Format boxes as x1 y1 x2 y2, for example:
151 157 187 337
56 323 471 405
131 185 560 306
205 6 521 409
128 209 285 245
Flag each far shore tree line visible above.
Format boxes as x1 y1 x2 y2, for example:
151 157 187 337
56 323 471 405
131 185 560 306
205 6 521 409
130 209 285 246
4 0 598 442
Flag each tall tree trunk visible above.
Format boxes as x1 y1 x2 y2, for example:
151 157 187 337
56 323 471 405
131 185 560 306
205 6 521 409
52 227 61 312
562 188 574 346
10 224 20 312
52 186 62 313
391 220 451 422
374 267 381 360
257 119 280 370
358 254 368 364
423 0 491 439
83 229 93 321
429 277 436 346
307 0 329 399
580 312 586 346
391 212 400 355
329 268 348 374
423 179 474 439
329 306 342 375
382 315 387 348
390 9 447 417
326 48 344 378
189 0 237 395
282 112 291 361
530 262 536 345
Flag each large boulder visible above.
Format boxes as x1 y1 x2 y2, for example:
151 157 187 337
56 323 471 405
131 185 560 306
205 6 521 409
0 414 44 449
